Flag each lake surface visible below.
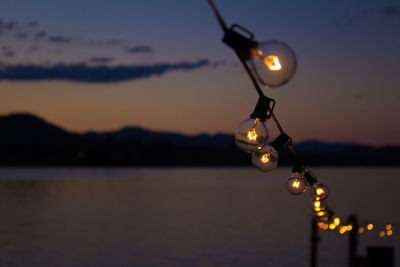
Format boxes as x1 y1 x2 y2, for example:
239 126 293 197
0 168 399 266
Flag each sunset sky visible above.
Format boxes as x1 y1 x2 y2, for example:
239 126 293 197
0 0 399 146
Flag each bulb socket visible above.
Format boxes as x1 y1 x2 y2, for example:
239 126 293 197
250 96 275 122
223 25 258 60
305 171 317 186
291 157 303 173
271 133 290 151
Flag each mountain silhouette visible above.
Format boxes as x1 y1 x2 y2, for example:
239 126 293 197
0 113 399 166
0 113 79 146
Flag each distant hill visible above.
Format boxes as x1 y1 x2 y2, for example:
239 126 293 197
0 113 399 166
0 113 79 146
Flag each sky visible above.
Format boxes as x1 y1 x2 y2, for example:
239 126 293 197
0 0 399 146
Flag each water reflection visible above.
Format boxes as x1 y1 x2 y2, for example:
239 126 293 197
0 168 398 266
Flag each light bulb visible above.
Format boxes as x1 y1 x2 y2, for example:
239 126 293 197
329 223 337 230
235 118 268 153
312 184 329 200
249 40 297 88
339 226 348 234
312 199 327 212
333 217 340 226
286 172 308 195
367 224 374 231
315 210 327 218
251 145 278 171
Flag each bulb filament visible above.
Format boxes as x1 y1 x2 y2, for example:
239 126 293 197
263 55 281 71
316 188 325 196
261 153 270 163
247 128 258 141
292 180 300 189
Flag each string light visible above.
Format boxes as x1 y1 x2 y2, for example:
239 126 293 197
207 0 395 242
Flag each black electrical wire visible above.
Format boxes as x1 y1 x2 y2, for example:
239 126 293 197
207 0 395 237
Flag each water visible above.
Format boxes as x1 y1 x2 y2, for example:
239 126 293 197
0 168 399 266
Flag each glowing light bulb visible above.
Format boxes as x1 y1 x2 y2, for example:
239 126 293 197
286 172 308 195
329 223 337 230
263 55 281 71
379 231 385 238
358 227 364 234
333 217 341 226
235 118 268 153
367 224 374 231
249 40 297 88
339 226 347 234
387 229 393 236
347 225 353 231
315 210 327 217
317 222 325 229
312 184 329 200
386 224 392 230
251 145 278 171
312 199 327 213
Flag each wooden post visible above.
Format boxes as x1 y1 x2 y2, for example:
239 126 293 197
348 214 358 267
311 217 320 267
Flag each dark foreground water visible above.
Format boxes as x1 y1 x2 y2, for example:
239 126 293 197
0 168 399 266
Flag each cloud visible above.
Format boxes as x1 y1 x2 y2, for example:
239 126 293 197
89 57 113 64
382 5 400 17
15 32 29 39
0 20 18 33
88 39 122 46
0 59 209 83
27 21 38 27
48 36 71 43
126 45 153 54
211 59 227 68
35 31 46 39
4 51 16 57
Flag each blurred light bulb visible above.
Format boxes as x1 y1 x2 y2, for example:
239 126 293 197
379 231 385 238
249 40 297 88
333 217 341 226
313 199 327 212
312 184 329 200
367 224 374 231
339 226 347 234
358 227 364 234
387 229 393 236
329 223 337 230
235 118 268 153
251 145 278 171
286 172 308 195
386 224 392 230
315 210 327 217
347 225 353 231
